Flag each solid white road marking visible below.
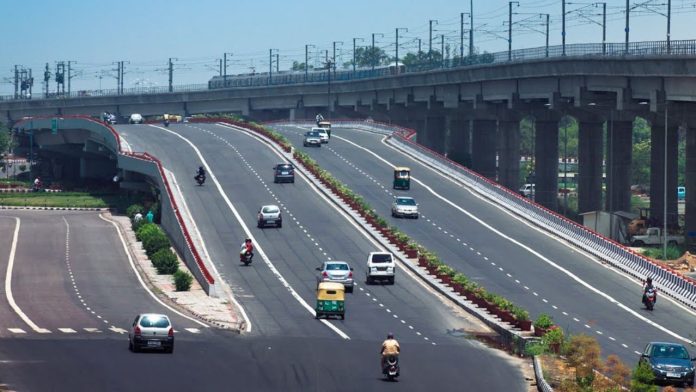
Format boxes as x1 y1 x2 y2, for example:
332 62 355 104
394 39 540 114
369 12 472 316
84 328 102 333
98 214 208 328
185 328 201 334
58 328 77 333
8 328 26 334
3 217 50 334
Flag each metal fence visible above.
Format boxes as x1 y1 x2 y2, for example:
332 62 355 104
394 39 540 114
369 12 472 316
318 119 696 310
4 39 696 102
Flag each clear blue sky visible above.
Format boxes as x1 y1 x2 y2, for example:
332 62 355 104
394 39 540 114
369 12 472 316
2 0 694 94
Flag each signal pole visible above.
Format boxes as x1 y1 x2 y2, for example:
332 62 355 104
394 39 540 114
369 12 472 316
44 63 50 98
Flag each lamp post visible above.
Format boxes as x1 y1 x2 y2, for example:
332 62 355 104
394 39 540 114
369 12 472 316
508 2 520 61
305 44 314 82
352 38 364 75
371 33 384 72
332 41 343 79
223 52 233 82
325 58 334 117
269 49 278 85
429 20 438 66
395 28 408 74
625 0 630 53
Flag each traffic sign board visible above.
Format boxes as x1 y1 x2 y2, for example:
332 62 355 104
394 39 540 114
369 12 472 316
51 118 58 134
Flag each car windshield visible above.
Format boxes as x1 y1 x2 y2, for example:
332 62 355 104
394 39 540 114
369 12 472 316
140 315 170 328
326 263 349 271
262 206 279 213
306 132 320 137
371 254 392 263
396 198 416 206
652 345 690 359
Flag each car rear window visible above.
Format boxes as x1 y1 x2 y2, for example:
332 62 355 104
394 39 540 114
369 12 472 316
326 263 349 271
396 198 416 205
277 164 292 171
139 315 170 328
263 206 279 213
371 254 393 263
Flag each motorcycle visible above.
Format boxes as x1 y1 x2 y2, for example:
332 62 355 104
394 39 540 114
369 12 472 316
195 173 205 186
163 119 170 127
382 355 399 381
240 251 253 266
644 288 656 311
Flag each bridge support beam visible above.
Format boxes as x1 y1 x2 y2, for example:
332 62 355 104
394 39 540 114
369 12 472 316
650 121 679 227
471 119 497 180
425 115 446 154
445 118 471 167
498 120 521 190
605 120 633 213
535 120 559 211
577 120 604 214
686 124 696 251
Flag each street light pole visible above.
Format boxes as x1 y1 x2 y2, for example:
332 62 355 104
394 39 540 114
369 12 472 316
625 0 630 53
667 0 672 53
440 34 445 68
352 38 363 75
469 0 474 56
508 2 519 61
562 0 566 56
545 13 550 57
332 41 343 79
429 20 438 66
305 44 314 82
395 28 407 74
371 33 384 72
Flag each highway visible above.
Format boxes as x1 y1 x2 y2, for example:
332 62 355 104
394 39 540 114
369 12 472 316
269 123 696 364
108 122 530 391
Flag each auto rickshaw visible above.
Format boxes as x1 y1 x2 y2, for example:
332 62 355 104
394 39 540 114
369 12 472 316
393 167 411 190
315 282 345 320
318 121 331 138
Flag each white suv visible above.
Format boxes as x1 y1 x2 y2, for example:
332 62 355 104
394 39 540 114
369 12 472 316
366 252 395 285
129 113 144 124
312 127 329 143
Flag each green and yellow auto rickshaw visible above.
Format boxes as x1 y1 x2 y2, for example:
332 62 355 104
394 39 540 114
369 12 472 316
315 282 345 320
393 167 411 190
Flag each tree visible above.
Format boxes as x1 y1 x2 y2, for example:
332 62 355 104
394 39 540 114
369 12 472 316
0 123 11 155
630 361 657 392
353 46 389 68
632 140 651 185
291 61 312 71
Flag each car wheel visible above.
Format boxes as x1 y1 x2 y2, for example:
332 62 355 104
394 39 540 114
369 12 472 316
290 179 295 183
166 345 174 354
257 221 263 228
274 178 278 183
132 343 140 353
389 277 395 285
668 240 678 247
632 240 645 247
366 276 372 285
414 214 419 219
129 340 133 351
277 221 282 228
340 314 345 320
347 286 354 293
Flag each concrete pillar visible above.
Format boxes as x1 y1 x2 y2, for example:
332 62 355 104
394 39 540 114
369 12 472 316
686 125 696 251
577 121 604 214
605 120 632 212
535 120 559 210
446 118 471 167
650 123 679 227
471 119 497 180
426 115 446 154
498 120 521 190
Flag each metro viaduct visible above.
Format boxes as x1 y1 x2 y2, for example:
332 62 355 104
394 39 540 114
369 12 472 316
1 55 695 249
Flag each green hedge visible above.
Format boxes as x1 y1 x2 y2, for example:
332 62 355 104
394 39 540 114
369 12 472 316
142 229 170 257
136 223 159 241
174 270 193 291
151 248 179 274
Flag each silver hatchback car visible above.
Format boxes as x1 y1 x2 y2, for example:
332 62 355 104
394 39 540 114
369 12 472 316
316 261 354 293
257 204 282 228
129 313 174 353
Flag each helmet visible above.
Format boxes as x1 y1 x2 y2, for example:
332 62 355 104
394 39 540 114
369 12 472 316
387 332 394 339
646 277 653 284
245 238 252 243
199 166 204 171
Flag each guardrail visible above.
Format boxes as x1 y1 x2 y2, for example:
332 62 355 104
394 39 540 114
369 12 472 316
14 115 218 295
273 119 696 310
534 356 554 392
4 39 696 102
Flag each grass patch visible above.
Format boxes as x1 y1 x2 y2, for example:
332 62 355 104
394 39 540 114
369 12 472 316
0 191 138 209
642 245 684 261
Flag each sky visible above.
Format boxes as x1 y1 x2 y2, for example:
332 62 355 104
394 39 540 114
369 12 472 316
2 0 695 95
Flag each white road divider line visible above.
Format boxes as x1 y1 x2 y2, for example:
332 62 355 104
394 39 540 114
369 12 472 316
152 124 349 339
3 217 51 334
58 328 77 333
7 328 26 334
109 326 127 334
84 328 101 333
185 328 201 334
98 214 208 328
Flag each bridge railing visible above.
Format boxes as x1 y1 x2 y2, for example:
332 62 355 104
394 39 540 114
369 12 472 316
314 119 696 310
4 39 696 102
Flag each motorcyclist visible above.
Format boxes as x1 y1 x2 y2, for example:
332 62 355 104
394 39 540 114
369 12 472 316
315 113 324 125
195 166 206 184
380 332 400 371
239 238 254 262
642 277 657 305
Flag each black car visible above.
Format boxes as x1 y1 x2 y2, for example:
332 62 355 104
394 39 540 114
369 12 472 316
639 342 696 387
273 163 294 183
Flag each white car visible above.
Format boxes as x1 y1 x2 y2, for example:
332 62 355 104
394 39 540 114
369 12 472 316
519 183 535 198
128 313 174 353
391 196 419 219
366 252 395 285
257 204 282 228
312 127 329 143
129 113 144 124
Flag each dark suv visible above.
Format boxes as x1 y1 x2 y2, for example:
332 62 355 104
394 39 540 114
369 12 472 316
273 163 295 183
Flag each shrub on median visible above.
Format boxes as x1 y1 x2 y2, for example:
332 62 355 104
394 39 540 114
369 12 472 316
135 222 159 241
151 248 179 274
142 229 170 257
173 270 193 291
